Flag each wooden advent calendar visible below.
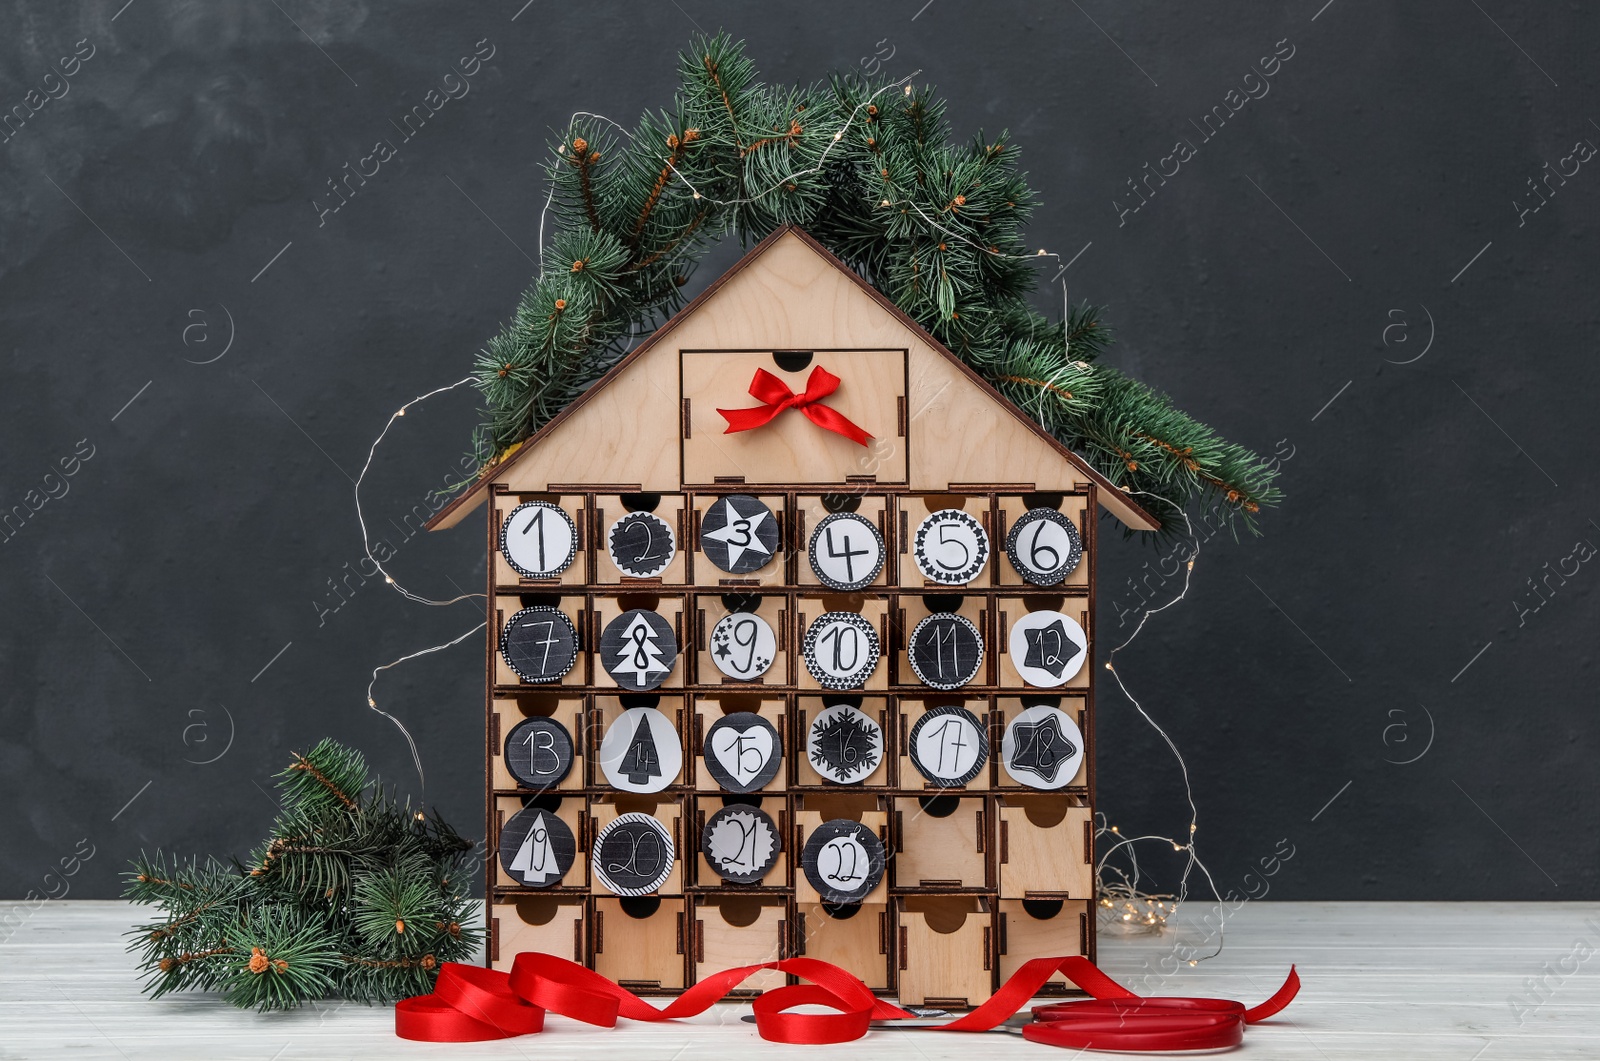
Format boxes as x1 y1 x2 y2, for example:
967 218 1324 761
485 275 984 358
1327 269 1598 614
427 226 1160 1006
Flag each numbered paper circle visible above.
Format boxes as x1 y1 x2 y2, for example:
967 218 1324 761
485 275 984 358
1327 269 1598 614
801 819 886 904
909 705 989 787
503 716 575 789
1005 508 1083 586
599 609 679 691
501 502 578 579
700 494 780 574
803 612 880 690
702 712 783 793
500 607 580 684
700 804 783 884
498 804 576 888
598 706 683 793
806 704 883 785
607 511 676 578
592 812 675 895
808 512 886 590
1007 610 1088 687
907 613 984 690
710 612 777 681
1001 704 1085 790
912 509 989 585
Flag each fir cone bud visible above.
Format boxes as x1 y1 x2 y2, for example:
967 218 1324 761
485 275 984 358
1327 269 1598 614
422 954 438 970
395 919 406 934
571 137 588 154
159 957 176 973
683 127 700 142
249 947 270 975
667 133 679 150
554 298 567 311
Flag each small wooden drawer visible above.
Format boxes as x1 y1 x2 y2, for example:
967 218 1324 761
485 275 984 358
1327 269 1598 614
692 697 788 795
691 794 790 889
692 895 789 993
594 493 690 585
689 492 789 588
491 491 589 587
592 695 689 791
492 794 587 892
995 596 1092 691
896 895 991 1007
997 794 1094 899
491 694 587 793
895 494 994 588
794 697 892 788
795 494 892 589
891 796 989 890
794 595 890 691
489 896 586 972
692 592 790 687
588 797 686 897
593 896 687 991
995 494 1090 590
592 594 688 691
494 594 589 688
896 699 993 791
793 801 889 906
793 902 893 991
995 696 1088 790
996 898 1091 992
893 594 991 689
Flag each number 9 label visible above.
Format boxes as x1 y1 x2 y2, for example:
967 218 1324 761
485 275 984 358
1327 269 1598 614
802 612 881 690
912 509 989 585
1004 507 1083 586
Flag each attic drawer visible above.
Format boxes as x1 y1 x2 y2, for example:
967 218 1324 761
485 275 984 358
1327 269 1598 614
996 899 1091 992
593 896 687 992
490 896 586 972
896 895 991 1007
681 348 907 486
491 694 586 793
692 895 788 993
997 794 1093 899
492 492 588 587
595 494 690 585
995 494 1090 590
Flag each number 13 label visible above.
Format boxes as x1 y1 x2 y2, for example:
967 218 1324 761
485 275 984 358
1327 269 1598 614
912 509 989 585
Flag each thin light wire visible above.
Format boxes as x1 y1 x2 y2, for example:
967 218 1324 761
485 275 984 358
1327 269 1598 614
365 620 486 796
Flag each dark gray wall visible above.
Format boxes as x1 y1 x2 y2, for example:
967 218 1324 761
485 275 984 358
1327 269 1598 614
2 0 1595 905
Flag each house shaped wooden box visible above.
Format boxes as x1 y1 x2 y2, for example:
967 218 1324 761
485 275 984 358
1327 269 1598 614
428 225 1158 1006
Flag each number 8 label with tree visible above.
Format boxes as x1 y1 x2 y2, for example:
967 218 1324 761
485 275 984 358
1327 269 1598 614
501 501 578 579
802 612 880 689
1005 507 1083 586
912 509 989 585
808 512 885 590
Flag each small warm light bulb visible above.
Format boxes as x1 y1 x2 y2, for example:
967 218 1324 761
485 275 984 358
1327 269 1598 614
880 199 890 206
692 191 701 199
833 131 843 141
397 408 405 416
385 577 394 584
1036 249 1047 256
903 85 912 96
368 698 376 707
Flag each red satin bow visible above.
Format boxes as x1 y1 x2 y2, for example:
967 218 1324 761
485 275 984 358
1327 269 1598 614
717 366 873 446
395 951 1299 1052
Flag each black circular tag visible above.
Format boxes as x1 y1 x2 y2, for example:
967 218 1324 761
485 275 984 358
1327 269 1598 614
598 706 683 794
709 612 777 681
503 717 575 789
599 609 679 691
801 819 886 904
907 613 985 690
806 704 883 785
908 705 989 787
608 511 676 578
912 509 989 585
1005 508 1083 586
803 612 880 689
500 501 579 579
808 512 886 590
593 812 675 895
702 712 783 792
1007 610 1088 687
498 804 577 888
700 495 780 574
700 804 783 884
1001 705 1085 790
500 607 580 684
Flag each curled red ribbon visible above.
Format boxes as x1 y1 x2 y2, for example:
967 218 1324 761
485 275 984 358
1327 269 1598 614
717 366 874 446
395 951 1299 1051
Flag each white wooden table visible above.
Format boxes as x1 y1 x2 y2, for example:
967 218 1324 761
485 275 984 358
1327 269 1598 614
3 901 1596 1058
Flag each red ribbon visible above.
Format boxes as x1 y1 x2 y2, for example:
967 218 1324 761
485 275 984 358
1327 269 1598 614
717 366 874 447
395 951 1299 1052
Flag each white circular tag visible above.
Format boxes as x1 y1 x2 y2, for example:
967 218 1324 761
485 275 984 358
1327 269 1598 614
912 509 989 585
808 512 886 590
598 706 683 793
1007 610 1088 687
803 612 881 690
501 502 578 578
1001 704 1084 789
1005 508 1083 585
709 612 777 681
908 705 989 786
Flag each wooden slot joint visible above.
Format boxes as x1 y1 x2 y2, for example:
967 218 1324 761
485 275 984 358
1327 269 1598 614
490 916 500 962
999 820 1009 863
595 908 604 952
1080 913 1088 954
982 926 991 970
1084 820 1093 862
899 925 909 970
694 918 705 963
682 398 692 438
573 917 583 962
676 911 685 955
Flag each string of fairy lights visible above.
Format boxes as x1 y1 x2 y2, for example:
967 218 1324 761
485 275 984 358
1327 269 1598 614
354 79 1231 947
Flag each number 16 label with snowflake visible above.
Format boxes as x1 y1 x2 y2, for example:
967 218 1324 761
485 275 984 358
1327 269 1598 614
807 703 883 784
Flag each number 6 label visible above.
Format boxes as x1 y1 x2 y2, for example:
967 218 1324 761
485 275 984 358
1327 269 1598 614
1004 507 1083 586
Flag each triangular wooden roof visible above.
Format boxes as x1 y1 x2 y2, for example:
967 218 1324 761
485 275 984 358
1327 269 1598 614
427 224 1158 532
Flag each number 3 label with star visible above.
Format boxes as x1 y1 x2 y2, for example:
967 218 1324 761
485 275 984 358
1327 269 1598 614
700 495 780 574
501 502 578 579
